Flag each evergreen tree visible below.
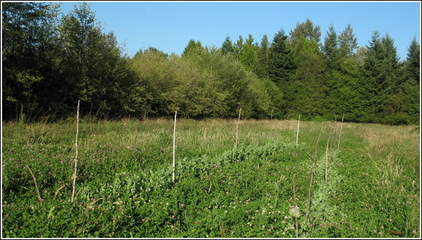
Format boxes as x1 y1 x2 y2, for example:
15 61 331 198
338 24 358 57
237 34 258 72
397 37 420 124
403 37 420 85
326 55 363 122
182 39 205 58
268 29 295 85
361 31 401 123
322 24 364 122
233 35 244 57
289 37 327 119
255 34 270 78
321 24 339 69
355 46 367 65
221 35 234 55
267 29 295 117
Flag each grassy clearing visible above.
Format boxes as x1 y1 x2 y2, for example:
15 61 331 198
1 118 420 238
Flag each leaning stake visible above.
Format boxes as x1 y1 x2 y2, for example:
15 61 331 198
172 111 177 183
71 100 80 202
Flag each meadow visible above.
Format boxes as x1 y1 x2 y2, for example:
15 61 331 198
1 118 420 238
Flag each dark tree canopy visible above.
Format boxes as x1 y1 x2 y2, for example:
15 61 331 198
268 29 295 85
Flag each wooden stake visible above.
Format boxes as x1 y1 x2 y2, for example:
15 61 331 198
270 107 274 120
235 108 241 149
337 114 345 151
296 114 300 146
71 100 80 202
172 111 177 183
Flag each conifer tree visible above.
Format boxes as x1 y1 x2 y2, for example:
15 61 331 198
268 29 295 85
255 34 270 78
221 35 234 55
237 34 258 72
322 24 339 69
338 24 358 57
403 37 420 85
233 35 244 56
182 39 205 58
290 37 327 119
362 31 401 123
398 37 420 124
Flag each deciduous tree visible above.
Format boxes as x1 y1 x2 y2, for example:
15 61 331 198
289 19 321 46
2 2 61 121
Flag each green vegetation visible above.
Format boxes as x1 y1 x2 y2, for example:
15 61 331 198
1 3 420 236
2 119 419 238
2 2 420 124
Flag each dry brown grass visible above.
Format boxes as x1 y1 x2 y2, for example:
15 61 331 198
357 124 419 157
256 119 302 131
352 123 420 197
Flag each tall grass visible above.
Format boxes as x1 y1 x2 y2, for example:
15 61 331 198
25 164 42 202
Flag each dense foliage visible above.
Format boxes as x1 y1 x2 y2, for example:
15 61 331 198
2 3 420 124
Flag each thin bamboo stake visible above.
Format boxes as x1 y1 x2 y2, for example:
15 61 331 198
295 211 299 238
71 100 80 202
292 174 297 205
296 114 300 146
337 114 345 151
26 164 42 202
235 108 241 149
172 110 177 183
270 107 274 120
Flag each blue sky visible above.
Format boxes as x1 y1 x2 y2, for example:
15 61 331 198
58 1 420 61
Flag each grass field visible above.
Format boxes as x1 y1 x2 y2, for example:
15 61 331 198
1 118 420 238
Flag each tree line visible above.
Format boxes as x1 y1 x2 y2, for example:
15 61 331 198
2 2 420 124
